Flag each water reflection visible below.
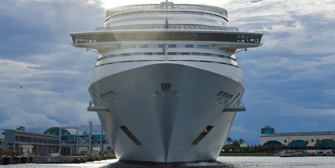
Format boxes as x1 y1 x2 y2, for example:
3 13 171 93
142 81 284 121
3 157 335 168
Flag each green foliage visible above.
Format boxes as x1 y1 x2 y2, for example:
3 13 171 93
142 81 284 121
304 140 309 145
106 146 112 152
226 137 232 145
222 137 288 154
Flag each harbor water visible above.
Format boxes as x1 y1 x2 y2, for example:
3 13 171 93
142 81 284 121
2 156 335 168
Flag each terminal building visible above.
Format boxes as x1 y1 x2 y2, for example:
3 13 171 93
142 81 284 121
3 127 59 156
260 125 335 148
2 125 109 156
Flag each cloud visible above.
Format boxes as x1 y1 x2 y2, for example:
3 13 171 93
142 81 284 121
0 0 104 131
0 108 61 129
228 125 259 144
226 0 335 55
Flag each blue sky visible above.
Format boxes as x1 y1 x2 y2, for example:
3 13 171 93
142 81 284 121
0 0 334 145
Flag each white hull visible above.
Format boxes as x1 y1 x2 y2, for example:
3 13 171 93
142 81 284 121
89 62 243 163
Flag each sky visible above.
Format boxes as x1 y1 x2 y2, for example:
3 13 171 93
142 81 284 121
0 0 334 145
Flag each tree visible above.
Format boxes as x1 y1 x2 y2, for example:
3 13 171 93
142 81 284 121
304 140 309 146
238 139 245 145
324 139 330 147
232 140 240 152
316 139 320 149
328 139 335 150
329 139 334 148
226 137 232 145
316 139 320 144
290 140 296 149
106 146 112 152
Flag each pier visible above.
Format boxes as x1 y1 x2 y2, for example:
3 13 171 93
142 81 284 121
0 155 115 165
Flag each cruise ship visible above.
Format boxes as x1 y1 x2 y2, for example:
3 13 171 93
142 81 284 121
70 1 262 165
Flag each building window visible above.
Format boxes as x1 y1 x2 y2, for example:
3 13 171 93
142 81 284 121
20 136 26 142
26 137 32 142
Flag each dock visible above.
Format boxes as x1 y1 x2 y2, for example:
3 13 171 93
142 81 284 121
0 155 115 165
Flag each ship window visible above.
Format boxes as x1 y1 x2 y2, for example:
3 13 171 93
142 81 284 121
168 52 177 55
185 44 194 48
122 45 136 49
198 45 210 48
192 53 201 56
120 126 142 145
191 125 214 145
158 44 166 48
122 53 130 56
181 52 190 55
168 44 177 48
140 44 148 48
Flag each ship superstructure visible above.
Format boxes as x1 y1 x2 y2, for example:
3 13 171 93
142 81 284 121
71 2 262 164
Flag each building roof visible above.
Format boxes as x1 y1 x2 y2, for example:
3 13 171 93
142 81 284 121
42 127 73 135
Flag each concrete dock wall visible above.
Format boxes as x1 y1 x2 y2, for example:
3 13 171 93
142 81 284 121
0 156 114 165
